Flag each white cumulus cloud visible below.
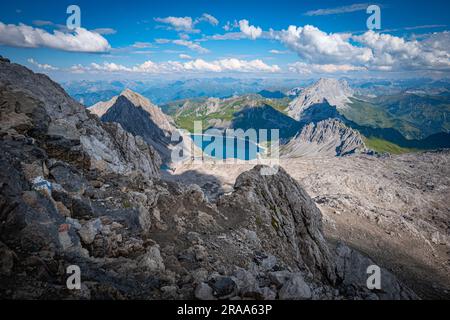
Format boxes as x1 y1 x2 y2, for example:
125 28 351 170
272 25 373 65
289 62 366 74
70 58 280 74
277 27 450 73
91 62 132 72
154 16 198 33
0 22 111 53
216 58 280 72
239 20 263 40
27 58 59 71
353 30 450 71
155 14 219 33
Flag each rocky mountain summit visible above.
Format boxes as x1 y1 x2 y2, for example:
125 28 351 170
287 79 354 121
281 119 367 157
89 89 180 163
0 57 417 300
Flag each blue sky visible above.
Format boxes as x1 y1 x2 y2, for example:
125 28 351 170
0 0 449 79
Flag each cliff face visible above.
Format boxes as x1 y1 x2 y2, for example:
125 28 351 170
217 166 337 283
89 89 195 164
0 57 416 300
0 57 161 179
281 119 367 157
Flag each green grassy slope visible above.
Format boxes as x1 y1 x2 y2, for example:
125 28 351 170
363 137 417 154
165 94 290 133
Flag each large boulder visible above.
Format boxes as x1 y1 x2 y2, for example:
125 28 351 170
334 243 418 300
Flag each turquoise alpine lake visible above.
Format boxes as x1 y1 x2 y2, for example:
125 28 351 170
191 134 263 160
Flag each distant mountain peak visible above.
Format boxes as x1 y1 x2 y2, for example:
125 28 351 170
88 88 187 163
281 118 367 158
120 88 135 95
88 89 157 118
119 88 155 109
287 78 354 121
316 78 348 86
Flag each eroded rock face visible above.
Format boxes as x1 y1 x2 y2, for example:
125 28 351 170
281 119 366 158
0 57 417 300
334 243 417 300
0 58 161 179
88 89 199 166
80 121 161 177
90 91 175 163
218 166 337 284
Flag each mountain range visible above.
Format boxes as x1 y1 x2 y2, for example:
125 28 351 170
63 78 304 106
1 56 431 300
65 76 450 157
162 78 450 156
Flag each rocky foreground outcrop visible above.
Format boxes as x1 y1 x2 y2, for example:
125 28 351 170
0 57 161 179
0 57 416 300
